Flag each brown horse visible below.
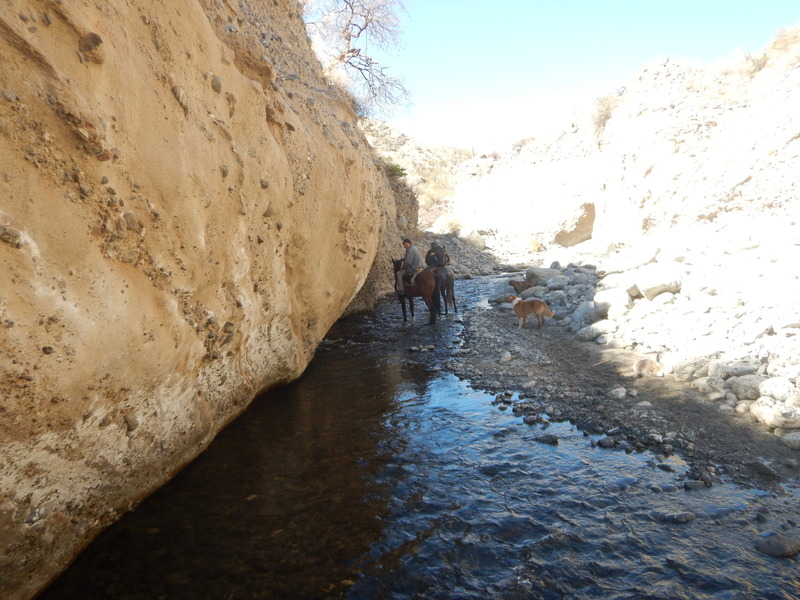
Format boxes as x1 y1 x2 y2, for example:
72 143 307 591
392 260 440 325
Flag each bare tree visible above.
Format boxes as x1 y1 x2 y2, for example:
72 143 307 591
303 0 409 115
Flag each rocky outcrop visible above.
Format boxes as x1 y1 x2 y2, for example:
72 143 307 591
0 1 398 598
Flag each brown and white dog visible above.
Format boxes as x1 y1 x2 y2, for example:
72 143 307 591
507 295 554 329
509 279 533 294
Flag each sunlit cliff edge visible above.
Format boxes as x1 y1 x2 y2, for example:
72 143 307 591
0 2 407 598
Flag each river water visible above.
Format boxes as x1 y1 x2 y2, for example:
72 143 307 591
40 277 800 599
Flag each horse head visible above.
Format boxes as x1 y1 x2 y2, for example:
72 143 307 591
391 258 403 273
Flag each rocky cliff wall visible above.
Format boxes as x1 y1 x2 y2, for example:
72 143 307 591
0 1 397 598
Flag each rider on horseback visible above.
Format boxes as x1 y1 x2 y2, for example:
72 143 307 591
425 242 450 268
396 238 423 295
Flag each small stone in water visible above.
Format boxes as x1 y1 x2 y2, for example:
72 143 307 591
656 511 697 524
535 434 559 446
755 533 800 558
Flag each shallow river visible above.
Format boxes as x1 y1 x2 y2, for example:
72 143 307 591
41 277 799 599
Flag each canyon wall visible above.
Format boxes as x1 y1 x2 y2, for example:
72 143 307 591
0 1 399 598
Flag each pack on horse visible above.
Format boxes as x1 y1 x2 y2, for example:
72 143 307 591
391 259 440 325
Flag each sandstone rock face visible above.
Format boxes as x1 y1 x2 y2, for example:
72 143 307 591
0 2 395 598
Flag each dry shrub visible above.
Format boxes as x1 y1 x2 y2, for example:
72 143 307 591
745 52 769 77
444 218 462 237
768 27 800 52
593 94 620 140
511 137 535 153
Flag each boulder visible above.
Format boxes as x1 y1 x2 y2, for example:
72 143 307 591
526 267 562 285
759 377 798 403
571 301 599 329
545 275 571 290
593 286 633 320
750 397 800 428
521 285 548 300
730 375 768 400
671 355 713 381
576 320 618 342
708 359 758 379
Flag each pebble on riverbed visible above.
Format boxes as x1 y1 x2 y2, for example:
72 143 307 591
654 510 697 524
534 433 559 446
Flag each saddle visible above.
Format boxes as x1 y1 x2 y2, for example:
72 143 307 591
403 268 424 285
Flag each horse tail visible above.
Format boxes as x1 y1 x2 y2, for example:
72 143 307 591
431 275 441 321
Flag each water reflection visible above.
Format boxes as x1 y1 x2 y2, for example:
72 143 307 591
40 307 445 599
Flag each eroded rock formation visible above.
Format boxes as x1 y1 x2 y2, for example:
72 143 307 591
0 2 399 598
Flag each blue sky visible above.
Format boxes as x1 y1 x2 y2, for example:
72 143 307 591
374 1 800 150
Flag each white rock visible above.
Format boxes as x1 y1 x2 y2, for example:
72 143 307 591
708 359 757 379
607 386 627 400
750 396 800 428
575 319 617 342
759 377 797 403
593 286 633 320
629 262 683 301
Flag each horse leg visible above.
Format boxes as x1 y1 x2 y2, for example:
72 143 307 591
450 280 458 313
409 295 415 322
425 291 439 325
397 294 407 322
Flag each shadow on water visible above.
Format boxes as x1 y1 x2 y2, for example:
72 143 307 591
40 278 800 600
39 296 450 600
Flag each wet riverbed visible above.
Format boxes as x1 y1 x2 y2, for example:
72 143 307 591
40 277 800 599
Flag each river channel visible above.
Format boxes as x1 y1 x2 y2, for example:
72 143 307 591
40 276 800 599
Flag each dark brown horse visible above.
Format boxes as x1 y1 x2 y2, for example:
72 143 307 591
392 260 440 325
432 267 457 316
